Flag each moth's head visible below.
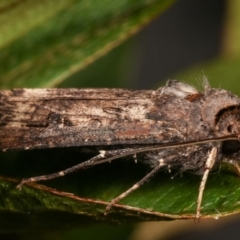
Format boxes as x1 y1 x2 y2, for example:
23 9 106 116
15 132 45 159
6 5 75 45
160 80 240 137
201 86 240 137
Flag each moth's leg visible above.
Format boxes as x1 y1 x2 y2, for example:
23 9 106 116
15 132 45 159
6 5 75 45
104 159 166 215
17 148 137 189
196 147 218 221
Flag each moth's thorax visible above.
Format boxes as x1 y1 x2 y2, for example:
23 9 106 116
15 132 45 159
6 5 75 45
152 80 240 141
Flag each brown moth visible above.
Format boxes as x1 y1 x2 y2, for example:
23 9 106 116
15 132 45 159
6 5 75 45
1 79 240 220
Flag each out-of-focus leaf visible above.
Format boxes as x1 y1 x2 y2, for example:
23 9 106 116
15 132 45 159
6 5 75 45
222 1 240 57
0 0 174 89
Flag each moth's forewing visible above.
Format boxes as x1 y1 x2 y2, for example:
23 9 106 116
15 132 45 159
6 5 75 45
1 82 240 151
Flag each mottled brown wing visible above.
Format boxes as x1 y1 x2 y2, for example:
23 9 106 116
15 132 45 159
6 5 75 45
1 82 239 151
0 88 183 150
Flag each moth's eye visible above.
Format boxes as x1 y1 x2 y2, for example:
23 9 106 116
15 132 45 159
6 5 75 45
227 125 233 133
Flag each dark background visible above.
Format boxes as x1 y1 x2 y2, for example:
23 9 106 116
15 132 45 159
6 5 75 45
133 0 226 89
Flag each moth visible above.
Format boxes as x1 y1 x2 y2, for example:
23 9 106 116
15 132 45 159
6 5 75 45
1 79 240 220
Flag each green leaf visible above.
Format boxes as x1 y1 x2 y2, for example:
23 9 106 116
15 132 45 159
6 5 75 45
0 0 174 89
1 148 240 233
